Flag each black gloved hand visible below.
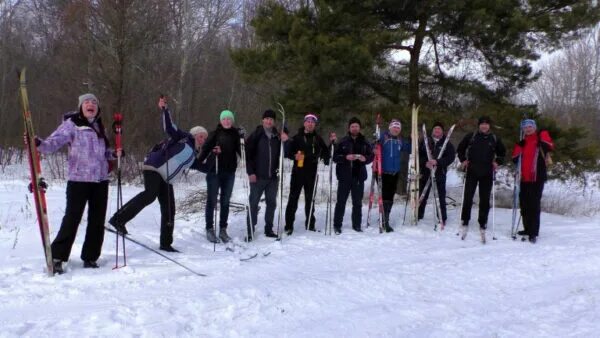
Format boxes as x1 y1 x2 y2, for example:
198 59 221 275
28 178 48 193
238 127 246 138
517 139 526 147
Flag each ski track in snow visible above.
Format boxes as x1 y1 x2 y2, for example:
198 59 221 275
1 179 599 337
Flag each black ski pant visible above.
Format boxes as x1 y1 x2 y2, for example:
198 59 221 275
519 181 545 237
205 171 235 230
285 169 318 231
418 172 448 222
52 180 108 262
248 178 278 232
333 178 364 230
111 170 175 247
461 172 493 229
381 173 399 227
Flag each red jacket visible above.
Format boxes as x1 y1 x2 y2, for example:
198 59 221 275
511 130 554 182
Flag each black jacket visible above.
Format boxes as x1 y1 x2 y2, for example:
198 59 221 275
333 133 374 182
286 128 331 173
245 125 285 179
418 135 456 178
457 131 506 177
198 124 241 174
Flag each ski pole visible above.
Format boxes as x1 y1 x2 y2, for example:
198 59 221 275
307 162 320 231
275 103 286 241
214 154 219 252
112 112 126 269
324 141 335 235
492 171 497 240
456 170 467 236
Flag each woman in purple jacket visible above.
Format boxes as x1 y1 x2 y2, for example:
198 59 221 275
35 93 118 274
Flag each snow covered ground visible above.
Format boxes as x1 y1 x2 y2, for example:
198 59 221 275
1 167 599 337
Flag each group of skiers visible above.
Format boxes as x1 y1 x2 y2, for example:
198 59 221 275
31 94 555 274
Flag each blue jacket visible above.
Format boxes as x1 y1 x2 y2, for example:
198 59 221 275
379 132 410 174
143 108 205 182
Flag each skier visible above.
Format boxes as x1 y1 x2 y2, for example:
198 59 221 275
284 113 335 235
333 117 374 234
32 94 119 273
378 119 410 232
456 116 506 239
418 122 456 227
197 109 241 243
511 119 554 243
109 96 208 252
245 109 289 239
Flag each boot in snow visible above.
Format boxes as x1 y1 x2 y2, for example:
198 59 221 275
206 228 220 243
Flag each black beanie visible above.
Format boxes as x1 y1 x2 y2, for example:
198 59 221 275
478 116 492 125
432 121 444 131
348 117 361 127
262 109 276 120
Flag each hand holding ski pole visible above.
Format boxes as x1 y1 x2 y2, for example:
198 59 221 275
426 159 437 169
248 174 257 183
280 131 289 142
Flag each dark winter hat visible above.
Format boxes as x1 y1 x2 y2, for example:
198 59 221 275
262 109 276 120
78 93 99 108
478 116 492 125
432 121 444 131
348 117 361 127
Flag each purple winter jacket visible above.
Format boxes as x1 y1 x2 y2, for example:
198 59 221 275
38 115 115 182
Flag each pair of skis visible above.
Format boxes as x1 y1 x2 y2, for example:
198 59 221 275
403 105 421 226
19 69 54 276
366 114 385 233
420 123 456 230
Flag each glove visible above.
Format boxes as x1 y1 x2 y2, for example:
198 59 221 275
28 178 48 193
238 127 246 138
517 139 526 147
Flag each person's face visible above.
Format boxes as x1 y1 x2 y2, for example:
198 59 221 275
523 124 536 136
389 126 401 136
431 126 443 138
262 117 274 129
81 99 98 119
479 122 490 134
221 117 233 129
349 123 361 136
304 119 316 133
194 133 207 147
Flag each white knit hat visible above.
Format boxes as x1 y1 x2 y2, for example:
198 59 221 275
78 93 99 108
389 119 401 130
190 126 208 136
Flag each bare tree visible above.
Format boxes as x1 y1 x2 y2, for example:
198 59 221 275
531 27 600 131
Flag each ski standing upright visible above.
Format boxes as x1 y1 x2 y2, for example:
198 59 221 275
367 114 384 232
275 103 286 240
404 105 420 225
19 68 54 276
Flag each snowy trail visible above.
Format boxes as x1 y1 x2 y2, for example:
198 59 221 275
1 179 600 337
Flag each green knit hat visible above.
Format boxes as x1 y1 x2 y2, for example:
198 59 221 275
220 110 235 122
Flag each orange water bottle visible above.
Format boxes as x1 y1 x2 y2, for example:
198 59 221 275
297 151 304 168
